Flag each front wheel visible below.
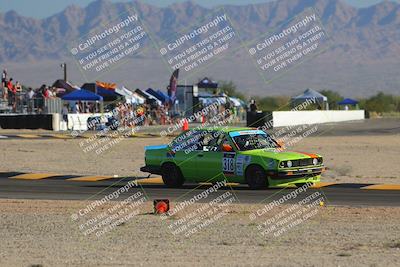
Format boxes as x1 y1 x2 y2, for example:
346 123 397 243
245 165 268 190
161 162 185 188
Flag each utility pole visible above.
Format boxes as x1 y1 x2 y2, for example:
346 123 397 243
60 63 67 81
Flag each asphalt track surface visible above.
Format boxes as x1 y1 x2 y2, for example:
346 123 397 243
0 177 399 207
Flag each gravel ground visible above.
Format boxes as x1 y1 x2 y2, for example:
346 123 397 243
0 199 399 267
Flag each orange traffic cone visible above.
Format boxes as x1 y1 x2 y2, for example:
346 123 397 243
182 119 189 131
154 199 169 214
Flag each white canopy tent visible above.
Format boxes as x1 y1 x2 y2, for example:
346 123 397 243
132 92 145 104
229 97 245 107
291 88 329 110
116 86 146 105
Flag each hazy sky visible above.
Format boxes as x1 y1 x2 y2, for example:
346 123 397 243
0 0 396 19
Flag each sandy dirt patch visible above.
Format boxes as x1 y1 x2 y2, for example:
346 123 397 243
0 199 399 266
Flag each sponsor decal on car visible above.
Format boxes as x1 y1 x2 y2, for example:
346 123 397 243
236 155 251 176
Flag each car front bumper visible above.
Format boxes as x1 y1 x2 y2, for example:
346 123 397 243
267 166 325 179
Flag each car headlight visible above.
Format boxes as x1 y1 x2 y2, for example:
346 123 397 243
313 158 318 165
286 160 292 168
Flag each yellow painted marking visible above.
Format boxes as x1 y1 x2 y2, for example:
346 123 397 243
137 177 163 184
133 134 146 138
47 134 73 139
361 184 400 190
310 182 337 189
68 176 114 182
11 173 59 180
15 134 40 138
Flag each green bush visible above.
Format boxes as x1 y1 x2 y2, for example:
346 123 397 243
361 92 400 113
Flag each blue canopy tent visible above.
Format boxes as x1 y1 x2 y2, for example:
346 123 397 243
338 98 359 110
61 89 103 101
338 98 358 105
156 90 171 104
135 88 162 106
81 83 121 102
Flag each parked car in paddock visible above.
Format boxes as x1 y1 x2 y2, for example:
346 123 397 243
140 127 325 189
87 115 119 131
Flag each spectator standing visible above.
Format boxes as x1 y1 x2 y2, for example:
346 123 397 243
35 85 46 113
47 88 54 98
15 81 22 92
7 78 14 107
26 88 34 113
1 69 7 99
73 102 80 114
61 104 69 125
43 87 50 99
249 99 257 112
14 81 22 112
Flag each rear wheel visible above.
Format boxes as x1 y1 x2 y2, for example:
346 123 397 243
245 165 268 189
161 162 185 188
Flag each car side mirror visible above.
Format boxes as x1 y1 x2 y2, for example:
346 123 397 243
277 139 285 149
222 144 233 152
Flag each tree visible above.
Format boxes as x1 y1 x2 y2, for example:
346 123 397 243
319 90 343 110
218 80 246 101
364 92 397 113
254 96 291 111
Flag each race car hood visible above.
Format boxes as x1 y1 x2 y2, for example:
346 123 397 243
240 149 320 161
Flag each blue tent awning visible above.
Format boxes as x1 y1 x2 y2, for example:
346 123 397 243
156 90 170 103
61 89 103 101
97 86 121 97
81 83 121 101
135 89 162 105
338 98 358 105
146 88 164 102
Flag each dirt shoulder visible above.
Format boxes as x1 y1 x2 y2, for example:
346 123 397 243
0 199 399 267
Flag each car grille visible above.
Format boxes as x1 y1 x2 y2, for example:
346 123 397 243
291 158 314 167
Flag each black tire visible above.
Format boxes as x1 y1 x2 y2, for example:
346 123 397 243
161 162 185 188
245 165 268 189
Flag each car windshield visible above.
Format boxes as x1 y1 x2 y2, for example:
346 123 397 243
231 131 279 151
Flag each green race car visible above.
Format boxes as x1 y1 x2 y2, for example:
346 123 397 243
140 127 324 189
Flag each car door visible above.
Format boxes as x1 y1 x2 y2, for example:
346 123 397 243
195 131 233 182
170 131 202 180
